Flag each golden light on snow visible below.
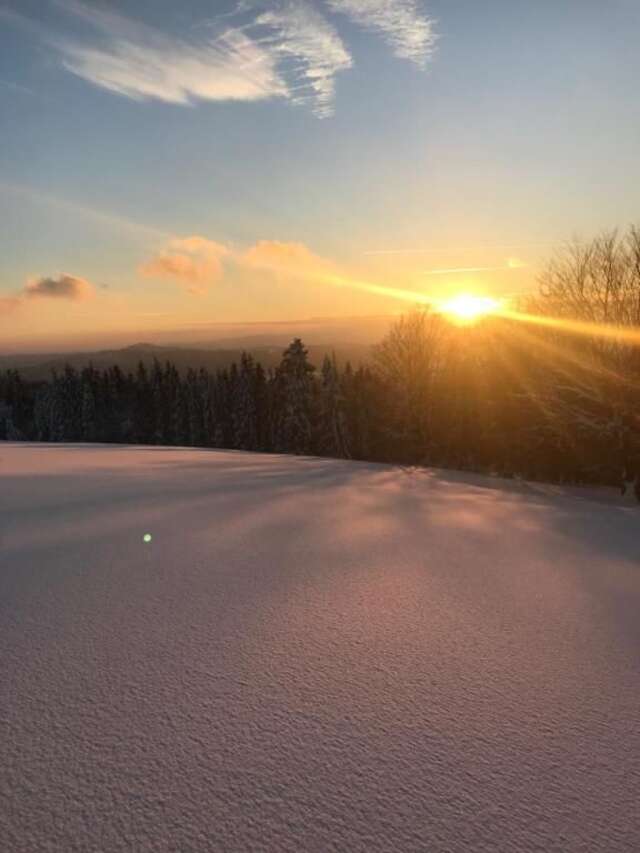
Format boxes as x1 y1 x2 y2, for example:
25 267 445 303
438 294 503 323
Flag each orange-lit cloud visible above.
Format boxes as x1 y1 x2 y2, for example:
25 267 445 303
244 240 334 274
140 236 230 294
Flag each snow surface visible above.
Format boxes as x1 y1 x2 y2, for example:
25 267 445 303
1 443 639 852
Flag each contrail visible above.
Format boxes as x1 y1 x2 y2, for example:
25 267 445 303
0 181 174 243
423 266 501 275
364 243 553 256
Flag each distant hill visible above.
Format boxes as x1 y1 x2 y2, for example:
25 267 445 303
0 341 373 381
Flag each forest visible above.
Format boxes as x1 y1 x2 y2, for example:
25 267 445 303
2 228 640 498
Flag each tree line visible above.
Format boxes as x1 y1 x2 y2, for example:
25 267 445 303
2 227 640 498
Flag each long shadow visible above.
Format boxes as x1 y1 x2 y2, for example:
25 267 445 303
3 444 638 567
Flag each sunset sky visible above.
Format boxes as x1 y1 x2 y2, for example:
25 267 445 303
1 0 639 352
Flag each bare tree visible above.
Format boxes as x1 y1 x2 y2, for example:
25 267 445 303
532 229 639 320
524 226 640 486
372 309 447 462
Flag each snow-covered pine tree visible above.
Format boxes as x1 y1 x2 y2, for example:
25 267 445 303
0 370 29 438
80 366 99 442
318 354 350 458
254 362 269 451
57 366 82 441
45 371 67 441
172 376 190 447
198 367 216 447
0 401 20 440
209 369 227 448
32 384 52 441
133 362 154 444
185 368 202 447
273 338 315 454
232 353 259 451
99 365 128 443
162 362 181 445
150 359 166 445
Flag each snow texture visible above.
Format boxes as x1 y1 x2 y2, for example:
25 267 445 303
1 443 639 852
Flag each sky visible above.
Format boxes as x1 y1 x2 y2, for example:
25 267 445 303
1 0 639 352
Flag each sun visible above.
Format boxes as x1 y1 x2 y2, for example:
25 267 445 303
438 293 502 323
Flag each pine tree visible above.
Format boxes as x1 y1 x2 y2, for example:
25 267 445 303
172 378 190 447
80 366 99 442
273 338 315 454
198 368 216 447
254 363 269 451
133 362 154 444
233 353 259 450
317 354 350 458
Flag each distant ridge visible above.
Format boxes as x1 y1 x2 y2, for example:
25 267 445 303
0 341 373 381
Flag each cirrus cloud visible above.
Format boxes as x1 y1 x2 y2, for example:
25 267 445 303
327 0 437 66
9 1 436 118
252 2 352 117
62 25 286 106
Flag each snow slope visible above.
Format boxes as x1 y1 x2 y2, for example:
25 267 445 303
1 443 639 852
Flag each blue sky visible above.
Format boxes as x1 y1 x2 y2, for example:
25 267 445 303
1 0 639 351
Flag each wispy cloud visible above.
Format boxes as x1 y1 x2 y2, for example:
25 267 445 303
328 0 437 66
364 244 550 256
252 2 352 117
55 1 353 117
6 1 435 117
56 1 287 106
423 266 501 276
1 181 173 243
422 259 527 275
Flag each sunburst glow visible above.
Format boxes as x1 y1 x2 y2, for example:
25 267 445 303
438 294 503 322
